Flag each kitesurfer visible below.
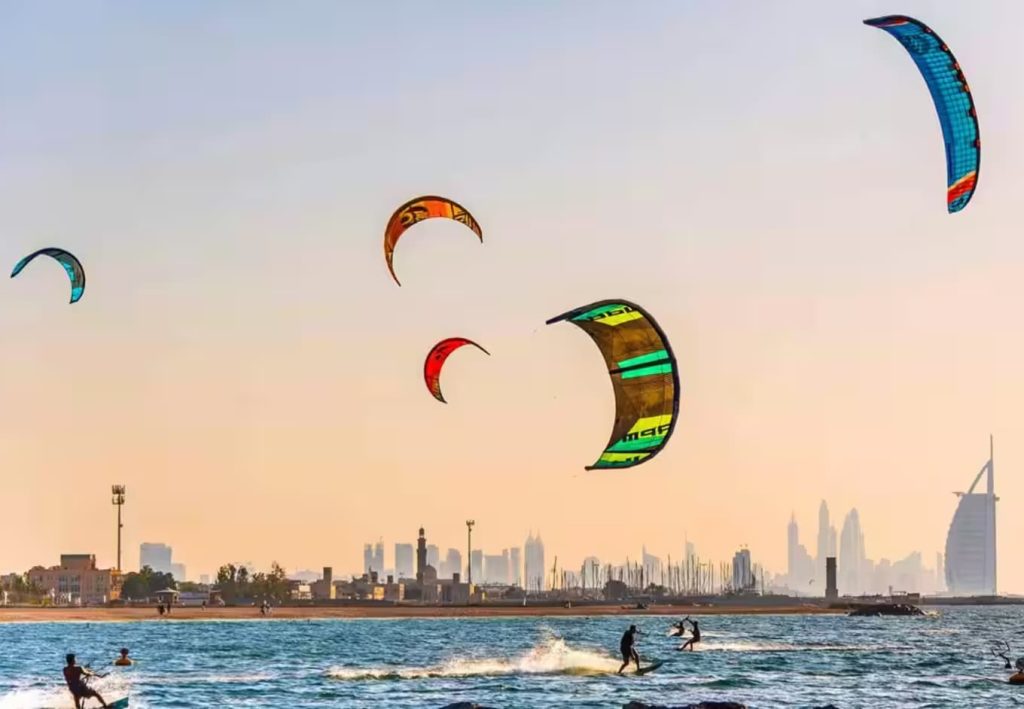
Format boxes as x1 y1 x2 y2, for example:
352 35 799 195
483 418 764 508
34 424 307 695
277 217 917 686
63 654 108 708
670 617 689 637
114 648 132 666
617 624 642 674
678 618 701 651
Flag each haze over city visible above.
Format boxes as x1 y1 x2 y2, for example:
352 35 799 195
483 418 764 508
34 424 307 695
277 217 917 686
2 1 1023 593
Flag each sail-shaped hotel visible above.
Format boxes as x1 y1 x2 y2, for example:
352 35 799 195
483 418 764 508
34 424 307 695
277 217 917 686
944 437 997 595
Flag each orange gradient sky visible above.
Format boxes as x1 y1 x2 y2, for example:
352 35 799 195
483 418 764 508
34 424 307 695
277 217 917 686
1 1 1023 591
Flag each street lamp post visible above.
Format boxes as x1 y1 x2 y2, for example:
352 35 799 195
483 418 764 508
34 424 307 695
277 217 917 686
111 485 126 571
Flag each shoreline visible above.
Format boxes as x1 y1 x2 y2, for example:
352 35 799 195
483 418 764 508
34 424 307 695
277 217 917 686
0 603 841 623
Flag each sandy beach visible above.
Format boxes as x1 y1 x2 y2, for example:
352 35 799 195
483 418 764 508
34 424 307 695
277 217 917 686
0 602 840 623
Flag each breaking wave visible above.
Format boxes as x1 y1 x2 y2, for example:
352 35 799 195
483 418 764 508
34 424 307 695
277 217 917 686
327 637 621 680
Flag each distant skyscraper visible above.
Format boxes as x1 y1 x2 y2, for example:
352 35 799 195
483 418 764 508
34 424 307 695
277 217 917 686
786 513 814 590
140 543 173 574
945 437 997 595
364 541 384 575
170 563 186 582
524 532 546 592
509 547 522 587
787 514 800 579
470 550 483 584
935 552 945 593
642 546 662 586
816 501 831 569
684 539 696 561
839 509 865 595
731 548 752 590
427 545 440 570
443 548 462 580
484 551 509 585
394 544 414 579
891 552 923 594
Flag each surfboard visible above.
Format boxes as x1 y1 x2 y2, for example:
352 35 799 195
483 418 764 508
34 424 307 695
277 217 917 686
44 696 127 709
635 660 664 676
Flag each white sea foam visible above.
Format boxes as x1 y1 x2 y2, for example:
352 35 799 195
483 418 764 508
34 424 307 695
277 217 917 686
327 637 621 680
0 674 134 709
142 671 274 685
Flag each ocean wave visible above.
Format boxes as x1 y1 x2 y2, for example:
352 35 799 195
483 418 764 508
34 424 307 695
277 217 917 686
698 677 760 688
327 637 621 680
140 671 274 685
690 641 880 653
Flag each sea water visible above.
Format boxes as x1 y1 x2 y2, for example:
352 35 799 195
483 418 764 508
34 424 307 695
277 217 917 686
1 606 1022 708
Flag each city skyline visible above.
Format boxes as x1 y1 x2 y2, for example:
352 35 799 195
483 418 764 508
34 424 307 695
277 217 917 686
1 481 1003 593
1 2 1023 592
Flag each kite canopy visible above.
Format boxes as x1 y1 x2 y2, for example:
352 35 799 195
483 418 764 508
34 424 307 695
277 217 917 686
383 195 482 286
424 337 489 403
547 300 680 470
10 247 86 303
865 15 980 213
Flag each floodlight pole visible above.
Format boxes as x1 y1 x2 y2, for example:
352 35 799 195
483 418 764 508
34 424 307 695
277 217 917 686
112 485 126 571
466 520 475 585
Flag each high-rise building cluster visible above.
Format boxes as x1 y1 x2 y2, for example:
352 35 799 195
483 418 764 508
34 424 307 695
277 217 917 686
362 541 384 576
524 532 546 592
357 530 540 589
785 501 944 596
139 542 186 582
783 439 1000 597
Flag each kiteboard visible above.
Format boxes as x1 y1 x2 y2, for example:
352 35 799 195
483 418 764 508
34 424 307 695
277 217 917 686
635 661 664 676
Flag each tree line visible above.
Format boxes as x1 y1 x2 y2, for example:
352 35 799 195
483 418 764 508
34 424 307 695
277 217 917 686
120 566 177 600
215 562 290 604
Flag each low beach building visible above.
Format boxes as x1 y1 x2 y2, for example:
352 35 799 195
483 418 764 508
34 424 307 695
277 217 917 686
310 567 336 600
27 554 121 605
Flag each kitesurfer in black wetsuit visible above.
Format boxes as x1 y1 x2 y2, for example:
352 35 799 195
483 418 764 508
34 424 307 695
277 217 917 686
618 624 641 674
678 618 701 651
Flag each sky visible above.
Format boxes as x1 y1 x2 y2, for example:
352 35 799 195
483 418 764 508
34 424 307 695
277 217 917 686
1 1 1023 591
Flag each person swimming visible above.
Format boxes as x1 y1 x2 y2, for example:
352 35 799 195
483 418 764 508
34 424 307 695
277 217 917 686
1010 656 1024 685
63 654 108 708
113 648 132 666
617 624 642 674
678 618 701 651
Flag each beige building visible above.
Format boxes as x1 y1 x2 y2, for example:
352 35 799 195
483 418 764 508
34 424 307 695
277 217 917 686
27 554 121 605
310 567 336 601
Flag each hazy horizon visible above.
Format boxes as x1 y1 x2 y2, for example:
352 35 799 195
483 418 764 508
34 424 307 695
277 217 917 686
2 1 1023 591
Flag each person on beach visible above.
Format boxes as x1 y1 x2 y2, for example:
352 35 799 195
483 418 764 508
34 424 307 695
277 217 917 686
63 654 109 708
114 648 133 666
617 624 642 674
678 618 701 651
